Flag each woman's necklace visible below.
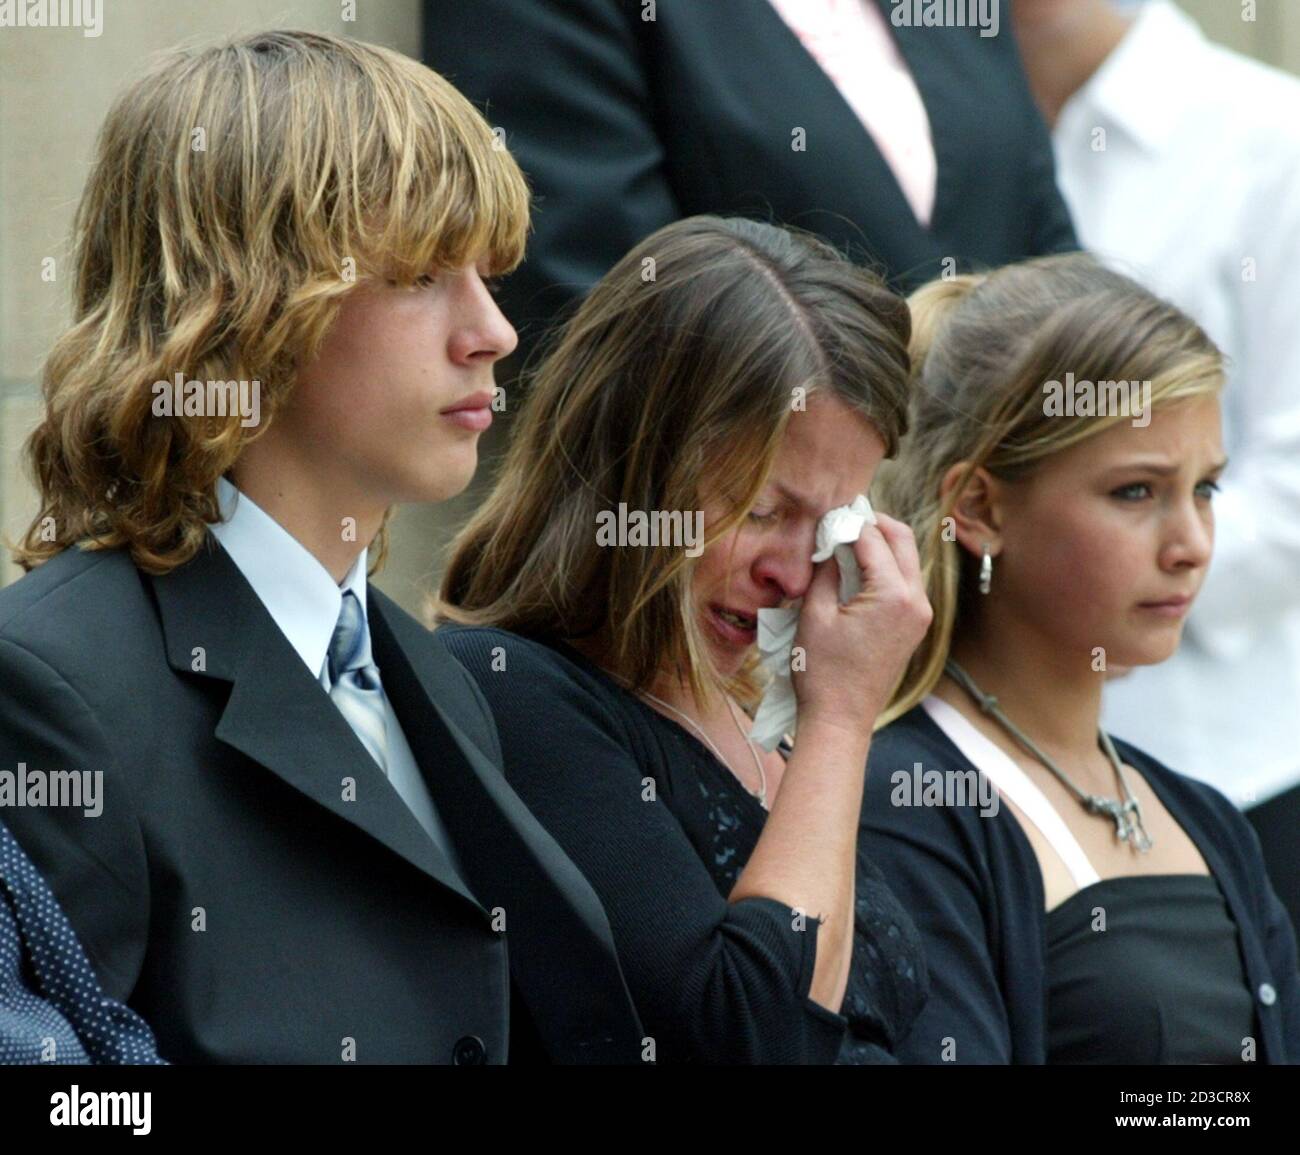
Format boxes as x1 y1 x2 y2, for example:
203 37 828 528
944 659 1153 851
638 688 769 809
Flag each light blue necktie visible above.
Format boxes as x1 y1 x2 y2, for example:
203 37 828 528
322 590 389 774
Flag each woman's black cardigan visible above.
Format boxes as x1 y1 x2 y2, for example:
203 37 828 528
439 624 929 1064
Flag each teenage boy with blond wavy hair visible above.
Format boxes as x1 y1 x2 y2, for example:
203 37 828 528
0 30 641 1064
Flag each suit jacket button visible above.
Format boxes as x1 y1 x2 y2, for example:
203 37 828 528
453 1035 487 1065
1259 983 1277 1007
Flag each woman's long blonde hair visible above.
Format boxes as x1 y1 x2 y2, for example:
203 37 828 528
875 253 1225 726
437 216 913 707
16 29 529 575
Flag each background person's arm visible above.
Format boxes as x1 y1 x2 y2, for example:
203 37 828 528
1022 97 1080 258
0 638 150 1004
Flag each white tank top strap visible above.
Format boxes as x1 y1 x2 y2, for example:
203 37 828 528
921 694 1101 889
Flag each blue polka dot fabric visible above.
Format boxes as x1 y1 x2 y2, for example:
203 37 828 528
0 820 165 1065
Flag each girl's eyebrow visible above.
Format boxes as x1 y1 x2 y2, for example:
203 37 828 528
1103 457 1229 476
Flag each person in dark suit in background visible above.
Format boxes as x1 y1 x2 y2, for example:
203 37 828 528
0 29 641 1065
423 0 1078 365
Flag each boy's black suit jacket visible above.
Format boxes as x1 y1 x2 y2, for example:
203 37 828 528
0 540 643 1063
423 0 1078 358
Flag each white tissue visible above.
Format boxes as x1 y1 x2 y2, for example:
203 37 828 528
748 495 877 751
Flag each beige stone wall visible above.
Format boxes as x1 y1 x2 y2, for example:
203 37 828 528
2 1 1298 612
1180 0 1300 67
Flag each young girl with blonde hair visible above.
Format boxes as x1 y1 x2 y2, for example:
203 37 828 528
861 253 1300 1064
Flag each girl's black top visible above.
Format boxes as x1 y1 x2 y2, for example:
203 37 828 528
856 704 1300 1063
1046 873 1255 1063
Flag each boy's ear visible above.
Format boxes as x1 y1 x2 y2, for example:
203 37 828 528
939 461 1005 560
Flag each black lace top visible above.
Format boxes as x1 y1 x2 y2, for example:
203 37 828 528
438 623 929 1064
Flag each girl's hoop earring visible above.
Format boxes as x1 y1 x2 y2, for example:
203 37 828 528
979 543 993 596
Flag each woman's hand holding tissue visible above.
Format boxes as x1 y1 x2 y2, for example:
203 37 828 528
792 512 933 739
733 506 932 1015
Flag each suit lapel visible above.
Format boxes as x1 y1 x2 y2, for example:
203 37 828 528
151 538 486 916
370 594 645 1062
873 0 964 242
745 0 936 240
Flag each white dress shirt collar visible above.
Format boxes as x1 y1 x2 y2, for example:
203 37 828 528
1069 0 1204 153
208 475 368 679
